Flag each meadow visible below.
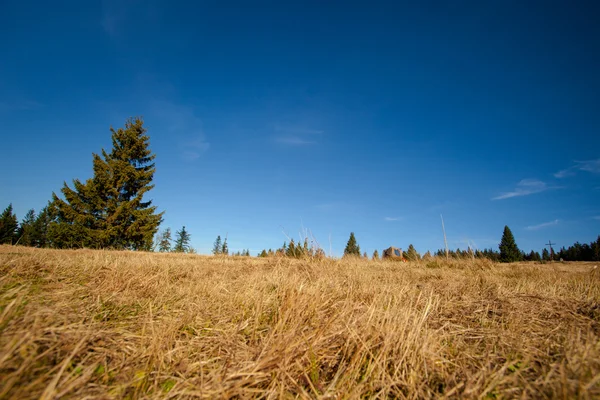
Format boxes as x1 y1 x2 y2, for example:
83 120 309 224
0 245 599 399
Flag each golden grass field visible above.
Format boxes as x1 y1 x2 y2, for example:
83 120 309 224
1 245 599 399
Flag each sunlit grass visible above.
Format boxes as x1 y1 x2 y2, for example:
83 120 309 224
1 245 599 398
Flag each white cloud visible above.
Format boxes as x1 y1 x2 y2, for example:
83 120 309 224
554 168 576 178
101 0 131 37
384 217 402 221
525 219 559 231
273 124 323 146
0 100 44 112
492 179 556 200
274 136 316 145
575 159 600 174
101 0 159 38
274 125 324 135
182 151 201 161
554 158 600 178
149 100 209 161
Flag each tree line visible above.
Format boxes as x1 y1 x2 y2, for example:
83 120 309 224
1 118 597 261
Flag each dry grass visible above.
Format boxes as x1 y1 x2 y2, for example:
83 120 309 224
1 245 599 399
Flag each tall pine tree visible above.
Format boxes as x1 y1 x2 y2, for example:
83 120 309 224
174 226 191 253
0 204 18 244
16 209 37 246
222 237 229 255
499 225 521 263
542 248 550 261
157 228 172 252
50 118 163 250
406 244 420 261
212 235 222 255
343 232 361 257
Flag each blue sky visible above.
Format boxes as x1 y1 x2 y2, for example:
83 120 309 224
1 0 599 256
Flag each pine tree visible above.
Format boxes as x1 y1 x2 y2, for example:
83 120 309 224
343 232 361 257
259 249 268 257
499 225 520 263
16 209 37 246
30 207 50 248
303 238 312 257
0 204 18 244
50 117 163 250
406 244 420 261
372 249 379 260
212 235 222 255
287 239 296 257
542 248 550 261
593 236 600 261
157 228 172 252
221 237 229 255
174 226 191 253
528 250 541 262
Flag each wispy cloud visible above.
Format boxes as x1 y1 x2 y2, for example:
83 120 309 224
149 100 209 161
576 159 600 174
273 124 323 146
101 0 159 38
101 0 130 37
315 202 342 211
554 168 576 178
274 125 324 135
593 216 600 221
0 100 44 112
274 136 316 145
384 217 402 222
492 179 558 200
554 158 600 178
525 219 559 231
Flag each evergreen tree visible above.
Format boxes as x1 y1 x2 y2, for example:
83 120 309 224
499 225 520 263
221 237 229 255
174 226 191 253
593 236 600 261
16 209 37 246
286 239 296 257
212 235 222 255
406 244 420 261
50 117 163 250
372 249 379 260
542 248 550 261
157 228 172 252
0 204 18 244
259 249 268 257
32 206 51 248
302 238 310 257
343 232 361 257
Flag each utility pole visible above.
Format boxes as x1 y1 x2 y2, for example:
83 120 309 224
441 214 449 259
545 240 556 261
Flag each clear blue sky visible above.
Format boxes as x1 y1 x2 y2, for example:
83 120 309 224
1 1 599 256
